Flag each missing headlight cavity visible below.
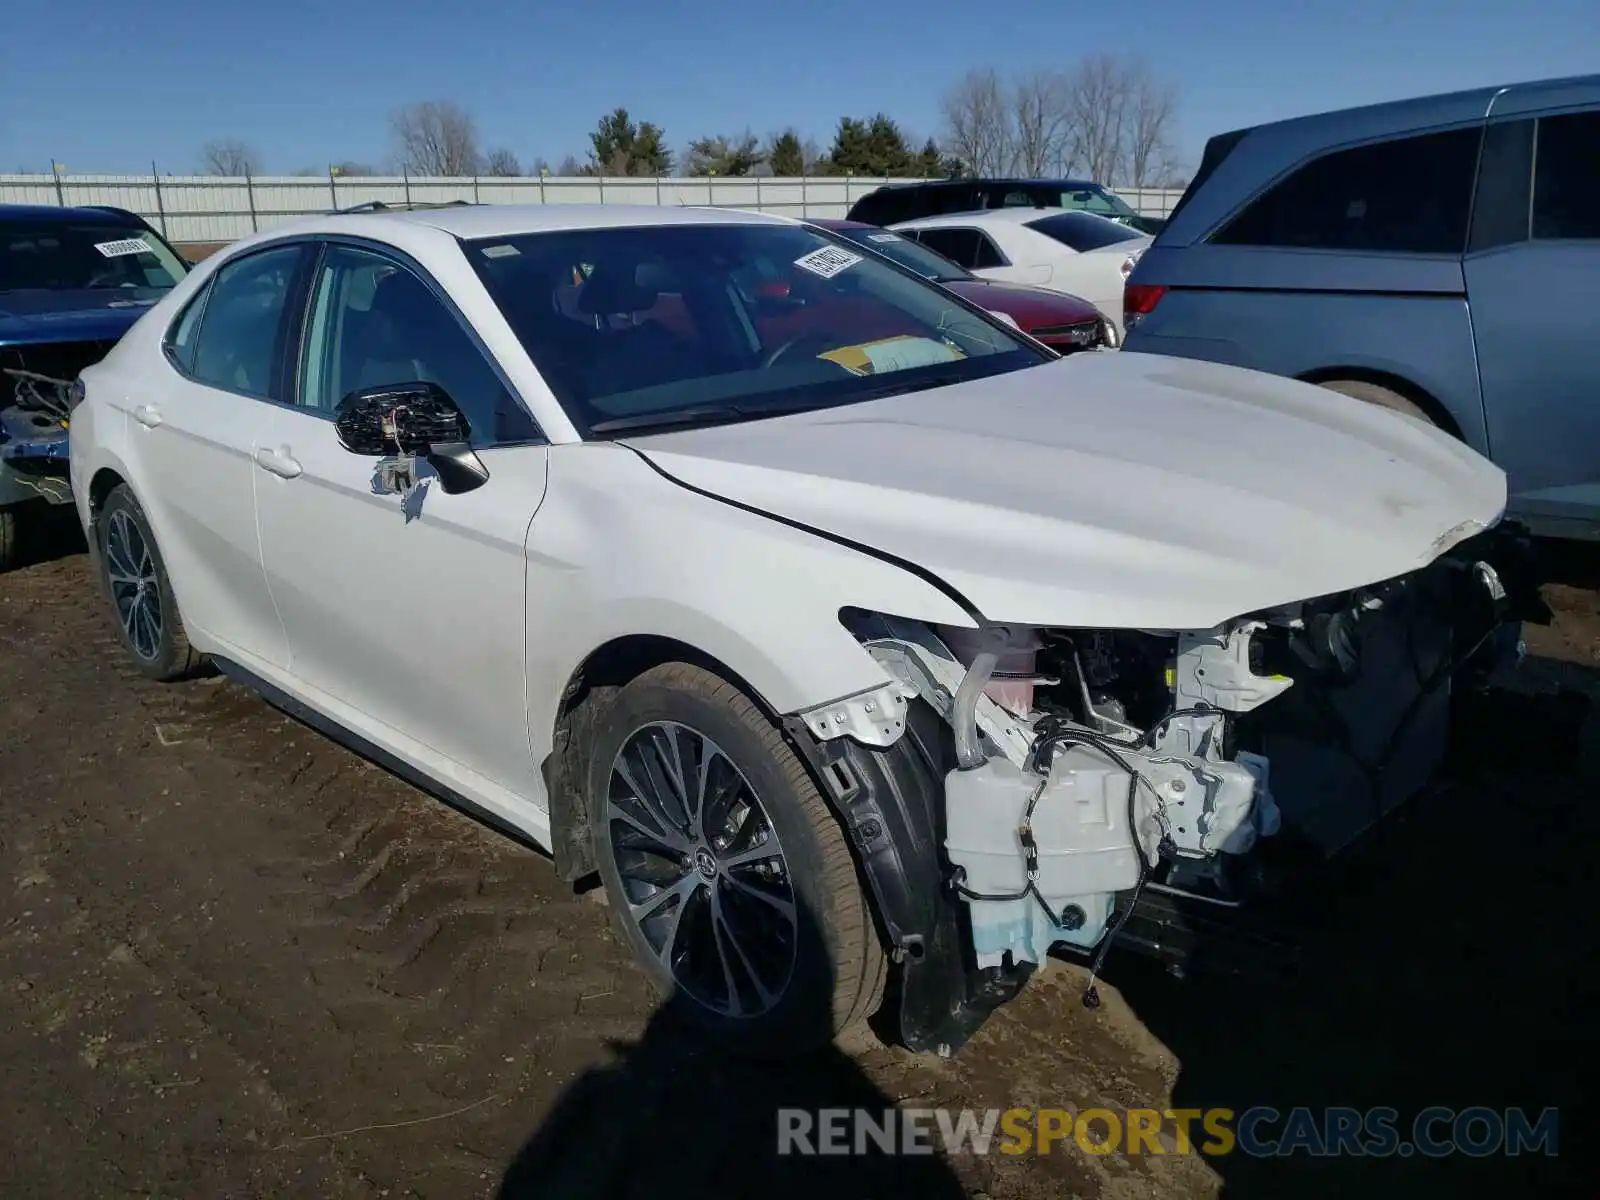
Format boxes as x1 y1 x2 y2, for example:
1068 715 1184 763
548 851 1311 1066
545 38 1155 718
812 538 1538 990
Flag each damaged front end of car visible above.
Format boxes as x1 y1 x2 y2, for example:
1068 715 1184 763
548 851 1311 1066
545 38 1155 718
1 341 110 509
787 523 1548 1056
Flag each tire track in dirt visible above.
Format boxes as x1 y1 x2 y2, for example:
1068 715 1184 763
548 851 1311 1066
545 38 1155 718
3 557 662 1196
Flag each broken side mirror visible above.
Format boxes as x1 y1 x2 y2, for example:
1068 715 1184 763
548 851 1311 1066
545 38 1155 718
333 381 489 495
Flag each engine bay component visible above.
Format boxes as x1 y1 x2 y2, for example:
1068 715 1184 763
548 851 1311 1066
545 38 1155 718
822 528 1543 1013
944 738 1266 967
1 371 76 504
3 340 115 512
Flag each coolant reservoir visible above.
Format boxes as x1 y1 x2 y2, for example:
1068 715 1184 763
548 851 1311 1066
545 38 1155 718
937 624 1042 717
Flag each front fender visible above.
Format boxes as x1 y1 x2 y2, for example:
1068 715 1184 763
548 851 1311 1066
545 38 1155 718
525 444 976 771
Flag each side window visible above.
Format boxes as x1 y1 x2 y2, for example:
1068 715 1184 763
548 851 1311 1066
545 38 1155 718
912 227 982 268
1467 120 1535 252
298 244 537 446
1213 126 1482 254
164 281 213 374
1532 110 1600 241
189 244 304 398
971 233 1008 268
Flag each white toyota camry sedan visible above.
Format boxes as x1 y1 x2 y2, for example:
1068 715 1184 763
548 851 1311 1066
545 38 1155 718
67 203 1539 1056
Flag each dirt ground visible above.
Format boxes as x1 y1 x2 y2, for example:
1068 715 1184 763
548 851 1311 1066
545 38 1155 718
0 519 1589 1199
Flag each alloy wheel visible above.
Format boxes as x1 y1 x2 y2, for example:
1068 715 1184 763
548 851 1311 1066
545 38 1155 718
606 721 797 1017
105 509 163 661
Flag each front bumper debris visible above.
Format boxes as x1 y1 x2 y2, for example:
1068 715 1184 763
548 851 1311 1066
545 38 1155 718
790 520 1547 1053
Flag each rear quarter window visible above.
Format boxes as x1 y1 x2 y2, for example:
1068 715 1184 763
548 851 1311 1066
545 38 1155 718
1026 212 1142 252
164 280 213 373
1212 126 1483 254
849 190 910 225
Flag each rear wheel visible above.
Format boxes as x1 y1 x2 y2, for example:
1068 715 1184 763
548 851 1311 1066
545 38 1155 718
1318 379 1434 425
94 484 205 681
582 662 885 1055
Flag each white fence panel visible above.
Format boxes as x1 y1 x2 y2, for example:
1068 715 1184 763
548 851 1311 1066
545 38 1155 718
1 171 1185 245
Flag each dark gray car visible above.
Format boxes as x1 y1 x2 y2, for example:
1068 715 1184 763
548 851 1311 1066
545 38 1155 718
1122 74 1600 540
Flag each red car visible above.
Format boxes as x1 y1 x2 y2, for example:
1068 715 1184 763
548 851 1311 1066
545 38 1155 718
807 217 1110 354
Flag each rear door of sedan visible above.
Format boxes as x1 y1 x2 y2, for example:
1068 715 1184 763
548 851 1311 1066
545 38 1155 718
128 241 312 669
250 237 550 814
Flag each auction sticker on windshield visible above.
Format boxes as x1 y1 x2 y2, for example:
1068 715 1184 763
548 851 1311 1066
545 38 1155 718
93 238 153 258
793 245 862 279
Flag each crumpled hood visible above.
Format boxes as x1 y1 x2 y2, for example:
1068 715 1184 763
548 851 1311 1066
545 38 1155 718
625 352 1507 630
0 289 162 347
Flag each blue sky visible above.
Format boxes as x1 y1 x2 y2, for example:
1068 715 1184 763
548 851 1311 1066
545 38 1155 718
3 0 1596 176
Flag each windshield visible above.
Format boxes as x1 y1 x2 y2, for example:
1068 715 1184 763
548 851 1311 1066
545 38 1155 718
467 223 1050 435
0 221 188 292
825 226 972 283
1058 187 1140 220
1026 211 1144 253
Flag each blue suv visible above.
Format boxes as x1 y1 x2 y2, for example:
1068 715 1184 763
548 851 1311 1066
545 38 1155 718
1122 75 1600 540
1 204 189 566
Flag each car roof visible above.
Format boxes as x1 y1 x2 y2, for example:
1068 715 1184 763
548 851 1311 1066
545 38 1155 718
806 217 870 230
1231 71 1600 142
1159 71 1600 245
892 208 1127 230
867 177 1099 192
320 202 795 239
0 202 146 225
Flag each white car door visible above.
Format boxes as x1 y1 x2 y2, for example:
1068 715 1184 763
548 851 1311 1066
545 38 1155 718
970 225 1057 288
123 242 308 668
251 240 550 808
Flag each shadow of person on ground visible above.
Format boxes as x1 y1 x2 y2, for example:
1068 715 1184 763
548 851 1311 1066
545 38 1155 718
497 890 969 1200
1106 656 1593 1199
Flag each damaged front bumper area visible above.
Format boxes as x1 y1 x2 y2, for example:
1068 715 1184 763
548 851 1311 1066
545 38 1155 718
789 524 1548 1055
1 344 104 507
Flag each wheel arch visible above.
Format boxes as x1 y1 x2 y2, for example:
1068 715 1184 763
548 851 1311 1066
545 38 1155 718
87 466 128 519
542 633 799 884
82 466 131 585
1297 365 1464 440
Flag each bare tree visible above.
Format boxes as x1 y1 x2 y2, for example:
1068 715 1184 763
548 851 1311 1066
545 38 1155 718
199 138 261 176
391 101 480 176
1011 72 1073 176
1063 55 1132 184
939 69 1013 176
554 154 584 176
483 147 521 176
1123 62 1179 187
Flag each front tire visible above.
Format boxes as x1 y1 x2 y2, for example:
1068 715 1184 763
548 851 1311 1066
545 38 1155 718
95 484 205 681
583 662 885 1055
